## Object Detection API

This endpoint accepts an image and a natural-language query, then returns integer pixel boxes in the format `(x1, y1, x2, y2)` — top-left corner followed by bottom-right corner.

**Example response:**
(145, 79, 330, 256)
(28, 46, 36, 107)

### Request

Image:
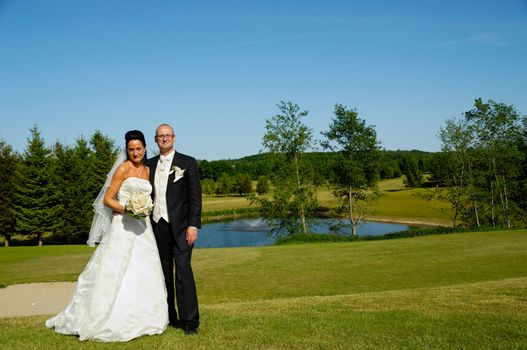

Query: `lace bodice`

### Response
(118, 178, 152, 205)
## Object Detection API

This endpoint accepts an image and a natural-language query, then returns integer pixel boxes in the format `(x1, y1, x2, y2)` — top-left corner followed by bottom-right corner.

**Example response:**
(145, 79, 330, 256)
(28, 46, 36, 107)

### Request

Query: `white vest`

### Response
(152, 150, 174, 223)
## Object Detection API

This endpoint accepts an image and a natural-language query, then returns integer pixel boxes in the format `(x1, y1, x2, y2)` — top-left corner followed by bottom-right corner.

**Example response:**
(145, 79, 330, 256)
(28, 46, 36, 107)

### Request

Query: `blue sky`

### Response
(1, 0, 526, 160)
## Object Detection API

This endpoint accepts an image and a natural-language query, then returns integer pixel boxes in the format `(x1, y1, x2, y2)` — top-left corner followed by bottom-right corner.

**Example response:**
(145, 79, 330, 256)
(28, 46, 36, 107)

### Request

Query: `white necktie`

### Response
(154, 156, 170, 223)
(159, 157, 168, 171)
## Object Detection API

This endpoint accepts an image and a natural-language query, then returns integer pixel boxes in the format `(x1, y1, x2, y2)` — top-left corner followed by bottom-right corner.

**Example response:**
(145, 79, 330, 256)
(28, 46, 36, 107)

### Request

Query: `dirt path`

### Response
(366, 215, 452, 227)
(0, 282, 76, 318)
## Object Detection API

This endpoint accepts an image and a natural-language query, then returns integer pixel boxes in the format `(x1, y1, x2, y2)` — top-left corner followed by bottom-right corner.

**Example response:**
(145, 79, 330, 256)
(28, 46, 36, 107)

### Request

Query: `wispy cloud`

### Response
(437, 33, 508, 47)
(180, 27, 356, 55)
(436, 25, 527, 48)
(178, 13, 394, 55)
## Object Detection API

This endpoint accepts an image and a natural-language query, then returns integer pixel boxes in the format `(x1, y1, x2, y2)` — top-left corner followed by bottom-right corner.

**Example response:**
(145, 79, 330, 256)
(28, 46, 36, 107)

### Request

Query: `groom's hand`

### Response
(186, 226, 198, 246)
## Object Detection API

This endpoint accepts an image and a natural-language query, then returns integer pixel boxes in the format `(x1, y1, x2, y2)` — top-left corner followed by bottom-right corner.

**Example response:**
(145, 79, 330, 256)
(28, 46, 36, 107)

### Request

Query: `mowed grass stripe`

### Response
(206, 277, 527, 316)
(194, 230, 527, 304)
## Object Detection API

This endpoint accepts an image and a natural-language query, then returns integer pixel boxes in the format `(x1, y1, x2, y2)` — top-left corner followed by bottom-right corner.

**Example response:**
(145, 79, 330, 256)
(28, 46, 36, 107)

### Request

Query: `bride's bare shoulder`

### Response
(113, 161, 132, 178)
(143, 165, 150, 178)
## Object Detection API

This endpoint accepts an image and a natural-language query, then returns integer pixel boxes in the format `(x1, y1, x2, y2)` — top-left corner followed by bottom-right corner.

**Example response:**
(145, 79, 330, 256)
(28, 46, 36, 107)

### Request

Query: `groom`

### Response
(148, 123, 202, 335)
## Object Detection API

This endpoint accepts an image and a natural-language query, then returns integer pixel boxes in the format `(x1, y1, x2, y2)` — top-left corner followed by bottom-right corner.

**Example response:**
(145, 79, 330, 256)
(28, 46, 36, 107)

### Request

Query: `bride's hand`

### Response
(112, 205, 125, 216)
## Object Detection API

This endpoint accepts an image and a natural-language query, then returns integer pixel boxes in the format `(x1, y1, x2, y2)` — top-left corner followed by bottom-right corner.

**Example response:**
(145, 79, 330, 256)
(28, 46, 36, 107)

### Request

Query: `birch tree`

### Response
(321, 104, 381, 236)
(253, 101, 318, 236)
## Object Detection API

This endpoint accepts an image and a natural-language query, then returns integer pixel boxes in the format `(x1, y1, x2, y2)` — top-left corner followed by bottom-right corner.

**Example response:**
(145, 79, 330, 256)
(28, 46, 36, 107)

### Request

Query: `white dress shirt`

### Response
(152, 150, 175, 223)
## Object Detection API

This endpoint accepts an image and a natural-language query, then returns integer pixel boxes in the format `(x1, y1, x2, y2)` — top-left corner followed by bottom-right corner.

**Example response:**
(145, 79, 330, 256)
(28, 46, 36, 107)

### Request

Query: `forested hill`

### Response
(197, 149, 436, 183)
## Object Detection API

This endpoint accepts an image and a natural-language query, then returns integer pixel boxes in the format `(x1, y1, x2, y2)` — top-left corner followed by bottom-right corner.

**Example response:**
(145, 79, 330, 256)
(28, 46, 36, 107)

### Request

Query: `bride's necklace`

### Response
(134, 165, 143, 177)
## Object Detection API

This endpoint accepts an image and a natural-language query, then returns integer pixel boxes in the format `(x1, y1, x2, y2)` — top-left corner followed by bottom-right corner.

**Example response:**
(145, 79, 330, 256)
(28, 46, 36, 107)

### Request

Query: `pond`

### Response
(195, 218, 410, 248)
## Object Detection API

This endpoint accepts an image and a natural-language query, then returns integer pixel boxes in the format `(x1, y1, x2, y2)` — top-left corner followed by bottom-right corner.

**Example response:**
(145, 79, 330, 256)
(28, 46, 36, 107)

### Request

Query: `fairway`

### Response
(0, 230, 526, 348)
(202, 177, 455, 227)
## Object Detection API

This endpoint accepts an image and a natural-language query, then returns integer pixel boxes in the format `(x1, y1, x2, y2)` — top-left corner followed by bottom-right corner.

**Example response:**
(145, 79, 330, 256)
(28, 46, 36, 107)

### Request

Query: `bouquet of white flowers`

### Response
(125, 192, 154, 219)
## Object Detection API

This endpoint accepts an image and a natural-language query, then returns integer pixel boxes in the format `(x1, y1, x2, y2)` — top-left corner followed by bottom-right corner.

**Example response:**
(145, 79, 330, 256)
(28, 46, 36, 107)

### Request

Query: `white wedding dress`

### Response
(46, 177, 168, 342)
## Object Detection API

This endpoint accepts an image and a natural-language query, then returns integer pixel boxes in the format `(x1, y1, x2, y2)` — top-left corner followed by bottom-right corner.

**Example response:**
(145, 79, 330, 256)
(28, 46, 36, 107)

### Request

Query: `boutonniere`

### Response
(169, 165, 186, 182)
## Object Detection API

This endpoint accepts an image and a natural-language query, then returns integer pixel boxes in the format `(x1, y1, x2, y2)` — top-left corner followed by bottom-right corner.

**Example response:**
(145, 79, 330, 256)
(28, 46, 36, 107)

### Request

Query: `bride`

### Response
(46, 130, 168, 342)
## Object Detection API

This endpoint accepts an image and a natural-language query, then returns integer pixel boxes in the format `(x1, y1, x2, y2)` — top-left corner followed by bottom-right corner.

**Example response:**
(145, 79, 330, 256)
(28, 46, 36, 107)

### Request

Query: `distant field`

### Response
(371, 177, 452, 225)
(204, 177, 454, 226)
(203, 194, 256, 212)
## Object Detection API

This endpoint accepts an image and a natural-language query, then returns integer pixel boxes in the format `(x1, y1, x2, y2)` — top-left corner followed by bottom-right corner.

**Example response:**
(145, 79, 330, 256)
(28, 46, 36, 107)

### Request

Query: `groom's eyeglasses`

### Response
(155, 134, 174, 140)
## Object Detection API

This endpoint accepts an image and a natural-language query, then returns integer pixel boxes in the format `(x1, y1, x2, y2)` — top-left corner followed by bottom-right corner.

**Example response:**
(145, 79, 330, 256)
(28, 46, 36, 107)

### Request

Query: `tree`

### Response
(465, 99, 524, 228)
(0, 140, 19, 247)
(432, 98, 526, 228)
(88, 131, 117, 198)
(50, 140, 93, 243)
(201, 178, 216, 195)
(321, 104, 381, 236)
(47, 142, 72, 242)
(12, 126, 63, 245)
(379, 161, 396, 179)
(252, 101, 319, 236)
(516, 114, 527, 219)
(435, 118, 478, 227)
(215, 172, 234, 196)
(78, 131, 118, 242)
(67, 138, 98, 242)
(234, 173, 253, 196)
(401, 157, 424, 188)
(255, 175, 270, 195)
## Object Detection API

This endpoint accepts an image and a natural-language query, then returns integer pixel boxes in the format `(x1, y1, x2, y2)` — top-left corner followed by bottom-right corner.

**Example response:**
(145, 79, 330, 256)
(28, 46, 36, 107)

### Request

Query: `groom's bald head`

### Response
(155, 124, 176, 155)
(156, 123, 174, 134)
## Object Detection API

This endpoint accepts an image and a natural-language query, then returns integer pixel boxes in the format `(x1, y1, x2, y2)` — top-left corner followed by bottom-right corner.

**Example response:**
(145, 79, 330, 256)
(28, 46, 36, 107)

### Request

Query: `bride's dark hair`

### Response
(124, 130, 147, 161)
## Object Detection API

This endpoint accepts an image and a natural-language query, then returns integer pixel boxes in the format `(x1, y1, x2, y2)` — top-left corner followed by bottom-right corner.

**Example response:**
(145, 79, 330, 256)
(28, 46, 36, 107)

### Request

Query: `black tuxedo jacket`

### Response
(147, 151, 202, 250)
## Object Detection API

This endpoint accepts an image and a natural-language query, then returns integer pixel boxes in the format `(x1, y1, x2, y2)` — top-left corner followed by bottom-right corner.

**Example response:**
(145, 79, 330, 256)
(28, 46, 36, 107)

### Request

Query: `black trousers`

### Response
(152, 218, 199, 328)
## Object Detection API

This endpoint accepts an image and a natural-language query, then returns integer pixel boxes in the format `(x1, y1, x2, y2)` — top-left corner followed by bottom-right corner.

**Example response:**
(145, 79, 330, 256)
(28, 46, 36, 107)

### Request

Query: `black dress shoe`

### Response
(169, 320, 182, 329)
(184, 327, 198, 336)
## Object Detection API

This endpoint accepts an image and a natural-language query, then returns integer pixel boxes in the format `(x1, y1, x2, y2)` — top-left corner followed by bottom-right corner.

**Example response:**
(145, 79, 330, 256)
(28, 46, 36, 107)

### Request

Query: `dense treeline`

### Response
(197, 149, 435, 195)
(1, 98, 525, 245)
(1, 127, 117, 246)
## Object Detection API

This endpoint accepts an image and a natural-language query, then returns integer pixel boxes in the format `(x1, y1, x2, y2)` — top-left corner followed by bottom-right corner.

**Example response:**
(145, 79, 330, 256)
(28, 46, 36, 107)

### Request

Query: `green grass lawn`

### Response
(1, 230, 526, 349)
